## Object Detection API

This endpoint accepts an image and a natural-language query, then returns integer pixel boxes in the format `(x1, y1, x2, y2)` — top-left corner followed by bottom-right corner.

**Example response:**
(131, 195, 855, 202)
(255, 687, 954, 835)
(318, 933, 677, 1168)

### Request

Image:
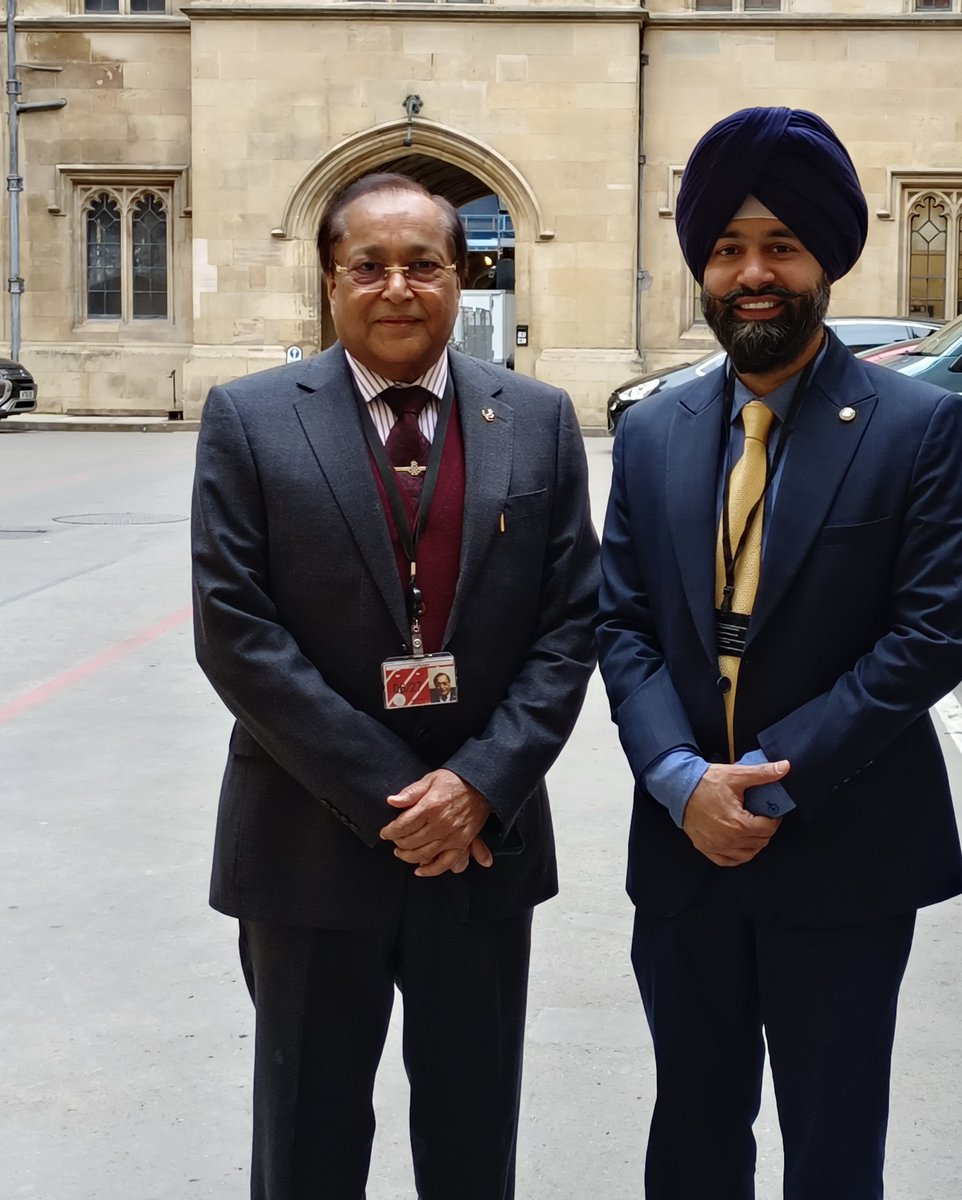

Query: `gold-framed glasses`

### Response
(333, 260, 458, 290)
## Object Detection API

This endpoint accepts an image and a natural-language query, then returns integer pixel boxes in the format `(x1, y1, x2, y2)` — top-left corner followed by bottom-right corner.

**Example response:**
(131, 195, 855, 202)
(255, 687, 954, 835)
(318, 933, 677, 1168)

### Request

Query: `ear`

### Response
(325, 272, 337, 309)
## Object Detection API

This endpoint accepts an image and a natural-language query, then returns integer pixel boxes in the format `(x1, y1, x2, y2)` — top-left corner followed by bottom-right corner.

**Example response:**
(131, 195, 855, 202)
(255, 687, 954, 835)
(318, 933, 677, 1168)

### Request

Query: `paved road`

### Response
(2, 428, 960, 1199)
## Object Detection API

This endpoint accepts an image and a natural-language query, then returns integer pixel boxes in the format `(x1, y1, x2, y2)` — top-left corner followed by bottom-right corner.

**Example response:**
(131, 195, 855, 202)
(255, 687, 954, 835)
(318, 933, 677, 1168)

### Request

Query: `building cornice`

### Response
(179, 4, 645, 21)
(16, 15, 189, 30)
(18, 9, 960, 37)
(647, 11, 962, 30)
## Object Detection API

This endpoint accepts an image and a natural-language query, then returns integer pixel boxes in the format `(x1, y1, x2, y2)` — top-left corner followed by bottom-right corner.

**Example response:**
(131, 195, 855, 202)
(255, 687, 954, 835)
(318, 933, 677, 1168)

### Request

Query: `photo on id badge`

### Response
(382, 653, 458, 709)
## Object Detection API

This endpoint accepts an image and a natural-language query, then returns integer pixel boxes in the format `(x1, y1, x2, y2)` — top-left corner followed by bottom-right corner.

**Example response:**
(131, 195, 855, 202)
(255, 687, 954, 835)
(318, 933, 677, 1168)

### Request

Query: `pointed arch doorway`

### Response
(271, 119, 553, 370)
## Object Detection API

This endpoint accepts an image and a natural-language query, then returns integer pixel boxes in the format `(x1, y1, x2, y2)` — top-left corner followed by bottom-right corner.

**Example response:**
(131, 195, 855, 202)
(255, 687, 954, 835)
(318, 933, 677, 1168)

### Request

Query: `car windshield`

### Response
(910, 312, 962, 356)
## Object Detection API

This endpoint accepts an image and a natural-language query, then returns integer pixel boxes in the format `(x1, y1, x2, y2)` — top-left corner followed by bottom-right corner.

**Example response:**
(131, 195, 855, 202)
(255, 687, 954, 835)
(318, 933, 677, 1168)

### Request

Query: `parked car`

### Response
(856, 338, 927, 367)
(606, 316, 941, 431)
(0, 358, 38, 418)
(874, 311, 962, 394)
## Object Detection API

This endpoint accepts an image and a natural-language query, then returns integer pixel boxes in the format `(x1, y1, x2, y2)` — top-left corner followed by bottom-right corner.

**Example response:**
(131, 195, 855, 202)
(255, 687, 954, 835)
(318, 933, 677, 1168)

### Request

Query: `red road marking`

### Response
(0, 604, 193, 725)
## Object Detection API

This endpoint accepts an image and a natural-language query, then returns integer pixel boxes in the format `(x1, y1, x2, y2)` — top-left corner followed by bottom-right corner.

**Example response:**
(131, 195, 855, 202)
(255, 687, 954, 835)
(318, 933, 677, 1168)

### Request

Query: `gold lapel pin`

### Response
(481, 408, 495, 423)
(838, 406, 857, 423)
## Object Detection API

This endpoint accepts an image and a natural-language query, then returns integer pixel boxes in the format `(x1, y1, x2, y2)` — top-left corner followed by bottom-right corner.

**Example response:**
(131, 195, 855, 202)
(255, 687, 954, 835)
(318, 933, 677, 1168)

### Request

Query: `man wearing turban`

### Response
(596, 107, 962, 1198)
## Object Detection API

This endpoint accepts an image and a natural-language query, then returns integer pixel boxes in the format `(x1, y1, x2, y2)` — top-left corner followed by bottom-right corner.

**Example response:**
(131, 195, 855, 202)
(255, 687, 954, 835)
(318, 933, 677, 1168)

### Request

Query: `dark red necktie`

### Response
(382, 386, 433, 501)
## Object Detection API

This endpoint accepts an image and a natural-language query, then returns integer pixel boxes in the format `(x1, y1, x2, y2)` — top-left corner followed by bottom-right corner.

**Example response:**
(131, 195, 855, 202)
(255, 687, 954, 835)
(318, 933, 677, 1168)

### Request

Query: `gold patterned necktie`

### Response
(716, 399, 775, 759)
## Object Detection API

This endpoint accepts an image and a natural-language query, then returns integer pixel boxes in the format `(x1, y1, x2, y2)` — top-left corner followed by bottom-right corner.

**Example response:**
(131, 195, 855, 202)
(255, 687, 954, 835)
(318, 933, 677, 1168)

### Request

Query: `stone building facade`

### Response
(3, 0, 961, 425)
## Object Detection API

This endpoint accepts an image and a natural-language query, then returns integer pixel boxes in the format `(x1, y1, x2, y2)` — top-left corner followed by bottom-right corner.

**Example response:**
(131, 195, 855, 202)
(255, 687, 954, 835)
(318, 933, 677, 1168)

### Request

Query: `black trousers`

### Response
(239, 883, 533, 1200)
(631, 870, 916, 1200)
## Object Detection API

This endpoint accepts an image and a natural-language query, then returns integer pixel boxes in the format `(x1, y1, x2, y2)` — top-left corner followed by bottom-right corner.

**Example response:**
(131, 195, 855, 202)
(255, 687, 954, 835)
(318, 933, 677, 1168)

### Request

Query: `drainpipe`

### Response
(5, 0, 66, 361)
(6, 0, 23, 359)
(635, 47, 652, 361)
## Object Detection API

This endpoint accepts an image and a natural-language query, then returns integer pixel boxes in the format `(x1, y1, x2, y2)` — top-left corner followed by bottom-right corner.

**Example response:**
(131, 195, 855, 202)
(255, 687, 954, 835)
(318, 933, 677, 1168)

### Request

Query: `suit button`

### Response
(716, 675, 732, 694)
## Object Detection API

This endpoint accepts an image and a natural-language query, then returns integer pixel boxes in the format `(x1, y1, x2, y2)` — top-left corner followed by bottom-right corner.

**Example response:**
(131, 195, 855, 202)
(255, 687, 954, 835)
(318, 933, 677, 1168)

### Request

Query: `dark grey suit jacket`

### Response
(192, 345, 599, 929)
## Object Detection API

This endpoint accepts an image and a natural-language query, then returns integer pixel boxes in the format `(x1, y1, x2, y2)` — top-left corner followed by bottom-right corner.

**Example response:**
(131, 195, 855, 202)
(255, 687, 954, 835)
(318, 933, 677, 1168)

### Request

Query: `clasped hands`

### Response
(380, 768, 493, 878)
(683, 759, 791, 867)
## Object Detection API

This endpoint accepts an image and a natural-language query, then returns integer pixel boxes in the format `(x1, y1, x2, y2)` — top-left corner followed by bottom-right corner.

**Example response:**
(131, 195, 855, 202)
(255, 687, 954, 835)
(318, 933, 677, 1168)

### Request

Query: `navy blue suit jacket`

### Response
(597, 331, 962, 926)
(192, 346, 599, 929)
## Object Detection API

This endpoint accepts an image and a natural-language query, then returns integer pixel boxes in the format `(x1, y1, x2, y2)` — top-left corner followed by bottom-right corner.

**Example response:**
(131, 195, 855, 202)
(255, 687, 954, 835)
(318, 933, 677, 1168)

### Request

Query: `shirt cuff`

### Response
(739, 748, 796, 817)
(643, 748, 709, 828)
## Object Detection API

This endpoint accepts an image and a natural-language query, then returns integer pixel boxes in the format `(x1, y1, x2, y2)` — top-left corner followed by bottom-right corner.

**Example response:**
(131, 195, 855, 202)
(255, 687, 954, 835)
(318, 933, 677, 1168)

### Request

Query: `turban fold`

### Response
(674, 107, 869, 285)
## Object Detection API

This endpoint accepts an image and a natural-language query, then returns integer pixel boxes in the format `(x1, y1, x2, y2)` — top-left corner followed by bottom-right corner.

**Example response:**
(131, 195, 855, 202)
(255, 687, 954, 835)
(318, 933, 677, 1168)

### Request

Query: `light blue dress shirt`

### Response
(644, 340, 829, 826)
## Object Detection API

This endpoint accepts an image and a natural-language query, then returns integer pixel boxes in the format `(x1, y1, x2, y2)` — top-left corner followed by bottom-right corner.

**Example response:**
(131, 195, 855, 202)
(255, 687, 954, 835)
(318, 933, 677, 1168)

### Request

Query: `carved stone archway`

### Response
(271, 117, 553, 249)
(273, 118, 549, 354)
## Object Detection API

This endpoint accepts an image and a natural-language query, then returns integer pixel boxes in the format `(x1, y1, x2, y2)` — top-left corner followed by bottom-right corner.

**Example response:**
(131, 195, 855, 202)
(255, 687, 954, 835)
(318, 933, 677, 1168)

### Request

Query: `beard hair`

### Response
(701, 275, 831, 375)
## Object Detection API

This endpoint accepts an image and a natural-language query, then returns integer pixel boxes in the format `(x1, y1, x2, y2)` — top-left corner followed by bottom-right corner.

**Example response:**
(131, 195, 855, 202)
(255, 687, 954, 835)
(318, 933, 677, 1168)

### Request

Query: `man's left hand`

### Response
(380, 769, 493, 877)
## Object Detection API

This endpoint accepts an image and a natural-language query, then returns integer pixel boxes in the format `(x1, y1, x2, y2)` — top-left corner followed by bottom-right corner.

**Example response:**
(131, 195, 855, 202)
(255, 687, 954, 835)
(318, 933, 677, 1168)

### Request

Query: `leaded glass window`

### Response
(81, 188, 170, 324)
(132, 195, 168, 319)
(905, 189, 962, 320)
(908, 195, 948, 320)
(84, 0, 166, 10)
(87, 195, 122, 318)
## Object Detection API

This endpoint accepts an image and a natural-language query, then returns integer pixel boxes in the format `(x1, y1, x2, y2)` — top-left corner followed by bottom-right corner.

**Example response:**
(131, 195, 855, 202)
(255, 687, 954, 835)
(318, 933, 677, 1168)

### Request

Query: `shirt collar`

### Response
(344, 349, 449, 404)
(730, 332, 830, 426)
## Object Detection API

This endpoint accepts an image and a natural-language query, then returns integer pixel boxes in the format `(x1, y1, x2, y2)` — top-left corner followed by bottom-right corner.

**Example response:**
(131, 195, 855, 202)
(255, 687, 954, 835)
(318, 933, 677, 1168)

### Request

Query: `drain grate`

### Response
(53, 513, 188, 526)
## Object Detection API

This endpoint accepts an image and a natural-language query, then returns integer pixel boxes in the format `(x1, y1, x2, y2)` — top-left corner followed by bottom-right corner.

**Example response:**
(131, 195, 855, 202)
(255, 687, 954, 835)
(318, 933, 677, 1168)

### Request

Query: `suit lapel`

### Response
(291, 347, 409, 642)
(747, 337, 878, 645)
(666, 373, 727, 669)
(443, 353, 512, 642)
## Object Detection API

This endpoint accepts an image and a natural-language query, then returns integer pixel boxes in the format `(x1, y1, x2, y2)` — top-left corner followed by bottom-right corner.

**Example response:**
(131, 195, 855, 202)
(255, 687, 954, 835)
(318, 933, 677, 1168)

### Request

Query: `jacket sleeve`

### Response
(191, 384, 430, 847)
(758, 389, 962, 817)
(442, 390, 600, 831)
(595, 414, 701, 783)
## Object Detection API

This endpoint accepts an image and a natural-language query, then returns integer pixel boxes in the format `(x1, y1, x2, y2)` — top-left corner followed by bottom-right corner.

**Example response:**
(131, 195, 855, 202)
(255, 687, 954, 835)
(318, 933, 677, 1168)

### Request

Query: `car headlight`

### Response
(618, 378, 662, 403)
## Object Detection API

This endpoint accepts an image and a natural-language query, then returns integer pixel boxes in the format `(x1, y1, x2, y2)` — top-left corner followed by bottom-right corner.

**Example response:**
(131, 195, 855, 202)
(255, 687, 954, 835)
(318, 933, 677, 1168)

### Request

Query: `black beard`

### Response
(701, 276, 831, 375)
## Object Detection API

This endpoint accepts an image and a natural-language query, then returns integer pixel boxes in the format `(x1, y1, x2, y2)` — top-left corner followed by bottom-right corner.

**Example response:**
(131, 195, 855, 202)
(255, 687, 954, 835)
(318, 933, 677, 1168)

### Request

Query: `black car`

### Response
(606, 316, 941, 431)
(876, 311, 962, 394)
(0, 358, 38, 418)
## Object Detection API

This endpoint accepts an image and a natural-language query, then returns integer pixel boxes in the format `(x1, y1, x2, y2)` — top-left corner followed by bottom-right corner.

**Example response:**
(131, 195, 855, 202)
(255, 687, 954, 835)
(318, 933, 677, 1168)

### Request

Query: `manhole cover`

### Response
(53, 513, 187, 526)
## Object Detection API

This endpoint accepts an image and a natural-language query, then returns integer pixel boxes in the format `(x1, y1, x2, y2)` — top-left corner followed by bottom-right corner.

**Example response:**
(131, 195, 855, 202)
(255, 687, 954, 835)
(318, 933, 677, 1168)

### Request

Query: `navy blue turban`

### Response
(675, 107, 869, 285)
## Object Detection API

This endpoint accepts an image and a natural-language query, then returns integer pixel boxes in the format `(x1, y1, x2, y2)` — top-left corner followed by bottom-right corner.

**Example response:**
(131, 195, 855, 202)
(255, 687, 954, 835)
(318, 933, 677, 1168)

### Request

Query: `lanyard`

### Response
(358, 378, 454, 649)
(718, 357, 814, 614)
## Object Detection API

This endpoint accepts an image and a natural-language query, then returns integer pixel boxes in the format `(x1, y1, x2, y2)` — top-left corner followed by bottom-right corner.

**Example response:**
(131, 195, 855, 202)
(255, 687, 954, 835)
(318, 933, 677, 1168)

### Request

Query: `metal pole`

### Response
(6, 0, 23, 360)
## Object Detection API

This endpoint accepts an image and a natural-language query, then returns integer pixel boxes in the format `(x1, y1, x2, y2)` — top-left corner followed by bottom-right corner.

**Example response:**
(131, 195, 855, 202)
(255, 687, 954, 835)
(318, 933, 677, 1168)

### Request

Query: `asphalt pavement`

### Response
(2, 427, 960, 1199)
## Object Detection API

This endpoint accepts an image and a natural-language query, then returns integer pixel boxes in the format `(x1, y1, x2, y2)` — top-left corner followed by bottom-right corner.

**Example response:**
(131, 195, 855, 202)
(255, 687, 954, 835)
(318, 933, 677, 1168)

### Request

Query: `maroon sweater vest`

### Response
(370, 398, 465, 654)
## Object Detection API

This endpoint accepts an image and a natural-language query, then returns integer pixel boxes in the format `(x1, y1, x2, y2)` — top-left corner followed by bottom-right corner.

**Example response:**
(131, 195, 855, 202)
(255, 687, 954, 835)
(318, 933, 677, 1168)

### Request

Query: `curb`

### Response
(2, 415, 199, 433)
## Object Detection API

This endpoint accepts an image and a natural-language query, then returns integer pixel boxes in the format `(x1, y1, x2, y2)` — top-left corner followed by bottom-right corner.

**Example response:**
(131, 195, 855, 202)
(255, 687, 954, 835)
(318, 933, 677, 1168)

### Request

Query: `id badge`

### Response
(716, 609, 750, 658)
(381, 653, 458, 710)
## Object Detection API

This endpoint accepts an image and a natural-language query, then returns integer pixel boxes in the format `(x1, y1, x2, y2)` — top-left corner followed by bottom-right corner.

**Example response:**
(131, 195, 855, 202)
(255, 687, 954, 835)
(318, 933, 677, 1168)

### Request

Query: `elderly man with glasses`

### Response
(191, 172, 599, 1200)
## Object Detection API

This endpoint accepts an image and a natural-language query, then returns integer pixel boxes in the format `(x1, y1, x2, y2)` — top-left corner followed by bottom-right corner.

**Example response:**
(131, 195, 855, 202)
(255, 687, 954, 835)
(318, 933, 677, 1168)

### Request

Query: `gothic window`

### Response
(905, 190, 962, 319)
(82, 188, 170, 323)
(694, 0, 781, 10)
(132, 195, 168, 319)
(87, 195, 122, 318)
(84, 0, 167, 11)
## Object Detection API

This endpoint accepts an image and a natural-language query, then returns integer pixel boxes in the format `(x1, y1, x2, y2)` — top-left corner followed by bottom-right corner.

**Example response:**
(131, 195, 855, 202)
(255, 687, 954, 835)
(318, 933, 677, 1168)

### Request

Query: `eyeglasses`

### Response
(333, 260, 458, 290)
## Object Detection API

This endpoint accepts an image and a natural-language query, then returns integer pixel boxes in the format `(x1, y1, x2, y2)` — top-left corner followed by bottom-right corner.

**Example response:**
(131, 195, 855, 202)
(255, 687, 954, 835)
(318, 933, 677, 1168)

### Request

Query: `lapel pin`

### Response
(481, 408, 495, 423)
(838, 406, 857, 423)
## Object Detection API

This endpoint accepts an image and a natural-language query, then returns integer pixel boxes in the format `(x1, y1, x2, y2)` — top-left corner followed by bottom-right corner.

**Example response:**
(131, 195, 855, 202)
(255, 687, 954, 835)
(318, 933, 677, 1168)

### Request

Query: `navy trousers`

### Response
(239, 882, 532, 1200)
(631, 869, 916, 1200)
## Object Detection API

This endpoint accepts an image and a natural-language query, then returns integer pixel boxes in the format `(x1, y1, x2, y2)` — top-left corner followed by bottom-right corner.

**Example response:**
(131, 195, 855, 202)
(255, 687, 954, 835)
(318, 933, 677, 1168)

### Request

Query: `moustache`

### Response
(720, 285, 804, 305)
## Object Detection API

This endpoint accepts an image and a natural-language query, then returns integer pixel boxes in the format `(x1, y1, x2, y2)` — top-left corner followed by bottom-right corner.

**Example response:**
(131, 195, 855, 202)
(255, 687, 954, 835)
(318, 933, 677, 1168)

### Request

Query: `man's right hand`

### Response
(682, 760, 790, 867)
